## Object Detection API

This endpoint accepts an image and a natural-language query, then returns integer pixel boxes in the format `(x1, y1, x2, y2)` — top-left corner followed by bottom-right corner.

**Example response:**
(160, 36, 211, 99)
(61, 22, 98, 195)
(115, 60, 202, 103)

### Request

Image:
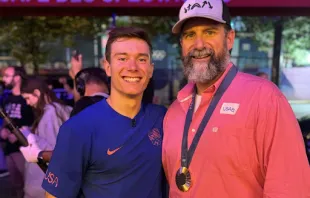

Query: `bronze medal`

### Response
(175, 167, 192, 192)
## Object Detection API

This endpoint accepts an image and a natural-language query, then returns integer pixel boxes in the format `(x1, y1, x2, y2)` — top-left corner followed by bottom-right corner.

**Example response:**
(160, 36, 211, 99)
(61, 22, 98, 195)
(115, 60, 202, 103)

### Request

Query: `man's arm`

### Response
(256, 85, 309, 198)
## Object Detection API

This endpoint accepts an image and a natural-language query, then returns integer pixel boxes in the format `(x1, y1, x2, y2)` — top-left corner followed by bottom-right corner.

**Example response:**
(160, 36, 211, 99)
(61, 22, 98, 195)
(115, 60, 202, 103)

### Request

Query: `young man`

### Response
(42, 27, 167, 198)
(162, 0, 310, 197)
(0, 66, 34, 198)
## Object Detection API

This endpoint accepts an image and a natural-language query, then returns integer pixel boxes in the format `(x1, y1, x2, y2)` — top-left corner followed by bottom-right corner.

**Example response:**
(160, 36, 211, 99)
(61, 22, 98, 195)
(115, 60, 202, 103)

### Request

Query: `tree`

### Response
(235, 16, 310, 66)
(114, 16, 178, 43)
(0, 16, 107, 74)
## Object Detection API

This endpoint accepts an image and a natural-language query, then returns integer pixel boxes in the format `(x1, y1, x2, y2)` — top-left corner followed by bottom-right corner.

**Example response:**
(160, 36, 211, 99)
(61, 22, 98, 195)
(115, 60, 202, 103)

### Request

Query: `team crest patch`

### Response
(148, 128, 162, 146)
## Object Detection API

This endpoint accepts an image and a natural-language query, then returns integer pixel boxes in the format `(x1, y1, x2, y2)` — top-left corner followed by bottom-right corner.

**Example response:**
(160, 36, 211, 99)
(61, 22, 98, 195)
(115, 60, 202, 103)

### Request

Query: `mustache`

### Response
(182, 47, 214, 63)
(189, 48, 214, 58)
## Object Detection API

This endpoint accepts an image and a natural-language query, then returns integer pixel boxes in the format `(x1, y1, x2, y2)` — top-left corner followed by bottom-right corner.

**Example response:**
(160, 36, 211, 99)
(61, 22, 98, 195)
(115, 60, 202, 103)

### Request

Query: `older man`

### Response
(162, 0, 310, 197)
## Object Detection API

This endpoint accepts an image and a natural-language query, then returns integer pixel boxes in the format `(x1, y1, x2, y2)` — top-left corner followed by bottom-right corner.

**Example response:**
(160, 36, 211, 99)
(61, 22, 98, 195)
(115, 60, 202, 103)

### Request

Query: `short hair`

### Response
(105, 27, 153, 63)
(74, 67, 109, 96)
(75, 67, 108, 86)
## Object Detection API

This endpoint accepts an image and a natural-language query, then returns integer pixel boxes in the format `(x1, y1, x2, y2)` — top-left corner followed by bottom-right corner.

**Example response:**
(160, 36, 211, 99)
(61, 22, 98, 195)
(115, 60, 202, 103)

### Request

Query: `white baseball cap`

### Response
(172, 0, 231, 34)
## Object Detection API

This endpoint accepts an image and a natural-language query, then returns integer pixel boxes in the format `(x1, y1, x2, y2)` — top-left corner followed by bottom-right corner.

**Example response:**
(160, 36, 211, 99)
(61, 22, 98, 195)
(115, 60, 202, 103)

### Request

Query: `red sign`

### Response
(0, 0, 309, 7)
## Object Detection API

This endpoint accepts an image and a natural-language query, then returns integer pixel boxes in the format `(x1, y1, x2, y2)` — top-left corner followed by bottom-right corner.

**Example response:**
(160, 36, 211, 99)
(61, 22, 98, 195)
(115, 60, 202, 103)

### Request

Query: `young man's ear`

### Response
(103, 58, 111, 77)
(100, 57, 105, 70)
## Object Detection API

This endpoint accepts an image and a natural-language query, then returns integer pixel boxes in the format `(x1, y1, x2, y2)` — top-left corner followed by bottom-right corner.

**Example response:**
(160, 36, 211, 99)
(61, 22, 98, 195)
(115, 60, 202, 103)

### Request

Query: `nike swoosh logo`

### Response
(107, 146, 122, 155)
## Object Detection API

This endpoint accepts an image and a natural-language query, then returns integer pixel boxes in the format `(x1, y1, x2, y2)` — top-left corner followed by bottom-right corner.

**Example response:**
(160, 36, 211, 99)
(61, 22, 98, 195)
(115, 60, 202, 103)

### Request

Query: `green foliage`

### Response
(115, 16, 179, 44)
(235, 16, 310, 66)
(0, 16, 107, 73)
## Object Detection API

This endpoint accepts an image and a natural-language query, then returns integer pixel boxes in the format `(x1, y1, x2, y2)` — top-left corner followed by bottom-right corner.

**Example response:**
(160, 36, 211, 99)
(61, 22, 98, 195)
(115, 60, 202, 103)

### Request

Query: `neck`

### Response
(107, 91, 142, 119)
(196, 71, 225, 95)
(12, 85, 21, 96)
(85, 84, 108, 97)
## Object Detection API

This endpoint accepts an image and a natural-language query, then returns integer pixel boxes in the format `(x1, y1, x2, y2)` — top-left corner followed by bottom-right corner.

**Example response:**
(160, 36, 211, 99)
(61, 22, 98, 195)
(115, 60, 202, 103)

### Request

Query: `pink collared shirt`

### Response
(163, 63, 310, 198)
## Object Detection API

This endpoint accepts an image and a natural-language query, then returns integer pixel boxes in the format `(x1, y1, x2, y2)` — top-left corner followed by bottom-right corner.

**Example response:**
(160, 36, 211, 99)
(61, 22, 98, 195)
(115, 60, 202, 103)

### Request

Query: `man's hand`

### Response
(69, 54, 82, 79)
(45, 191, 56, 198)
(19, 133, 42, 163)
(0, 128, 10, 140)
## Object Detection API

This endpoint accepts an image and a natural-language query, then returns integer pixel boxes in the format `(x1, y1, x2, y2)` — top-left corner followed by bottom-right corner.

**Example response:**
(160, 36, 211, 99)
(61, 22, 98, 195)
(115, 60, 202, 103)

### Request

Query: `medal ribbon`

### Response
(181, 66, 238, 168)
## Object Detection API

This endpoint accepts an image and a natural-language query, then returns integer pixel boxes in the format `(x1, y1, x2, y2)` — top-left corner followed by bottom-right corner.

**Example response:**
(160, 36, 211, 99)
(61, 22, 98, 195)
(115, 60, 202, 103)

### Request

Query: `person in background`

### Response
(19, 66, 110, 164)
(162, 0, 309, 197)
(0, 66, 34, 198)
(70, 67, 109, 117)
(18, 77, 72, 198)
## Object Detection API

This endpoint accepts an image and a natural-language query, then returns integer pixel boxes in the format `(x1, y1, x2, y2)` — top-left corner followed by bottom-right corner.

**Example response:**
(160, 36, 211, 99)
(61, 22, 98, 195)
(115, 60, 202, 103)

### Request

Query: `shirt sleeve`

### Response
(42, 121, 92, 198)
(255, 85, 310, 198)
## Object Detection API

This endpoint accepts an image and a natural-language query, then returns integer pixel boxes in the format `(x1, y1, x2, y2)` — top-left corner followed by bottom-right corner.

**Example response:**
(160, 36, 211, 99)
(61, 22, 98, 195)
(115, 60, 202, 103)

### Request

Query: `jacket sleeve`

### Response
(35, 106, 67, 151)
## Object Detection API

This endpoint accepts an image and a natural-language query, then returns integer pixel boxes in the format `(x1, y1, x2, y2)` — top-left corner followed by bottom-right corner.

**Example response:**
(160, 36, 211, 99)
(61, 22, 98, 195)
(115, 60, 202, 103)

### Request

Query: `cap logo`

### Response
(184, 1, 213, 14)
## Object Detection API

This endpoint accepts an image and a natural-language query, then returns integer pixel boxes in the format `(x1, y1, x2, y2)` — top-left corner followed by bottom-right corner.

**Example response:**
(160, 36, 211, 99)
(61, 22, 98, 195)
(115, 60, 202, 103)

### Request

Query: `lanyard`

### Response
(181, 65, 238, 168)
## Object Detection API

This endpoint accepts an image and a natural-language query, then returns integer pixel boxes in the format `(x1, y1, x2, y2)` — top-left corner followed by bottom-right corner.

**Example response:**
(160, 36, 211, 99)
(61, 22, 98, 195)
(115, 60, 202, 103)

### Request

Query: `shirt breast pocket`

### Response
(205, 126, 256, 175)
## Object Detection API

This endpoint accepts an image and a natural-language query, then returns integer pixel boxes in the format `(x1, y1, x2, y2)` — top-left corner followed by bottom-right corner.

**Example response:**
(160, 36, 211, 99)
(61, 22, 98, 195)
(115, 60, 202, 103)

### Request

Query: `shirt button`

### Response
(212, 127, 218, 132)
(191, 129, 196, 133)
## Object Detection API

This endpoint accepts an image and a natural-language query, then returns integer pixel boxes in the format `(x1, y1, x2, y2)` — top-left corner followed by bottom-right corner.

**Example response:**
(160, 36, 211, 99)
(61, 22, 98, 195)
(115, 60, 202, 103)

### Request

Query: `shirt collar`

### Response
(90, 92, 109, 98)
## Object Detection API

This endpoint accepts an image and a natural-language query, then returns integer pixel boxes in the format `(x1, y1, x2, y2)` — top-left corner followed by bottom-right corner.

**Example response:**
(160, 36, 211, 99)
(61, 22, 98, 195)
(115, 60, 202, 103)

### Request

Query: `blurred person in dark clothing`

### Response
(299, 117, 310, 164)
(70, 67, 109, 117)
(0, 66, 34, 198)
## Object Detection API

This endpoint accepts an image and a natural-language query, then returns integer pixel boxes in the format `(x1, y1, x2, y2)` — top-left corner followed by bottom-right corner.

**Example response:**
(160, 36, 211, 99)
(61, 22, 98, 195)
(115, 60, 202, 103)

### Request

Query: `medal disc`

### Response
(175, 167, 192, 192)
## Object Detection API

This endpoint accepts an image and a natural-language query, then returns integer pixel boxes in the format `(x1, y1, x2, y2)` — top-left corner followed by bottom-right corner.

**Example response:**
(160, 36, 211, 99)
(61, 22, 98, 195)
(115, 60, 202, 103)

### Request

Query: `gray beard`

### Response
(182, 45, 230, 83)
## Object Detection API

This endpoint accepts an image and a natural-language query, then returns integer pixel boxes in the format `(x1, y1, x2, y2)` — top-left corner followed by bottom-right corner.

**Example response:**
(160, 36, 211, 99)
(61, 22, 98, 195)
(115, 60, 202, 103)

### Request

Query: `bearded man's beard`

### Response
(182, 42, 230, 83)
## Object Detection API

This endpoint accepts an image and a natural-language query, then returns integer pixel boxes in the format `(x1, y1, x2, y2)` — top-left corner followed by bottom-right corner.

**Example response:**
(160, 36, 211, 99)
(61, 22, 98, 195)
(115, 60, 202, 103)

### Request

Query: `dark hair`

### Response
(21, 77, 65, 132)
(8, 66, 27, 83)
(74, 67, 109, 96)
(105, 27, 153, 63)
